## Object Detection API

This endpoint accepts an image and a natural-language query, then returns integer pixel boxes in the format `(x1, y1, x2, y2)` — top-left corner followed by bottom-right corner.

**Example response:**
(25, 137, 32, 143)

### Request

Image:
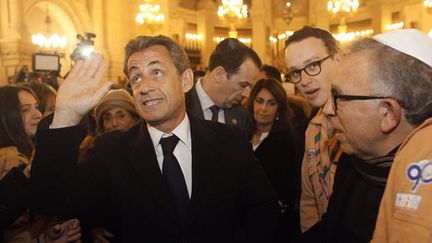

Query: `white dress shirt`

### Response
(147, 114, 192, 198)
(252, 132, 269, 151)
(195, 78, 225, 123)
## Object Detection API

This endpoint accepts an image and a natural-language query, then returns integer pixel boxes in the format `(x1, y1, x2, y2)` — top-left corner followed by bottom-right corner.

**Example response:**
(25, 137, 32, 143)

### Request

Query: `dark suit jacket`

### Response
(186, 85, 251, 132)
(30, 115, 278, 243)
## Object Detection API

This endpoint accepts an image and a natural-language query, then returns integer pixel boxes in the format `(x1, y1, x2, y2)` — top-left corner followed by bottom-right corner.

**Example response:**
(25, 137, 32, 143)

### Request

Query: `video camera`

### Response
(70, 32, 96, 61)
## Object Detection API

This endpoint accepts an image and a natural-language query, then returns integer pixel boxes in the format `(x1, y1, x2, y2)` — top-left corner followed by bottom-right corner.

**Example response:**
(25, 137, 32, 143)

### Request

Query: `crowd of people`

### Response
(0, 26, 431, 243)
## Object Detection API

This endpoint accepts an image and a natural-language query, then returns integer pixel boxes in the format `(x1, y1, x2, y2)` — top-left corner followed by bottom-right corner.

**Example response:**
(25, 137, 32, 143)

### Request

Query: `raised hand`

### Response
(51, 54, 112, 128)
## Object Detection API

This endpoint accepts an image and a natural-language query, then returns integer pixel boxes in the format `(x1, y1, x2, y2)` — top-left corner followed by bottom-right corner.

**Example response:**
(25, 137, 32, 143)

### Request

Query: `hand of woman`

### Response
(40, 218, 82, 243)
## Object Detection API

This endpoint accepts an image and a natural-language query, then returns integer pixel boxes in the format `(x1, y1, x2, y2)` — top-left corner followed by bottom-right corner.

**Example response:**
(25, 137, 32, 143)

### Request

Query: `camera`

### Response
(70, 32, 96, 61)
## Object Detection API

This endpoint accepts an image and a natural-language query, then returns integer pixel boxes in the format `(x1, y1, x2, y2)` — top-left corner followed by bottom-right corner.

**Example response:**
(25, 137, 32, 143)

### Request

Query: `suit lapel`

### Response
(224, 108, 240, 127)
(128, 123, 178, 224)
(188, 117, 217, 225)
(128, 118, 219, 229)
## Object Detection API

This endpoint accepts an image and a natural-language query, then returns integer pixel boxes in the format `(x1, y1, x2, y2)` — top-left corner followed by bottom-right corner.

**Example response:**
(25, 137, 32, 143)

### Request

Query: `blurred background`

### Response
(1, 0, 431, 88)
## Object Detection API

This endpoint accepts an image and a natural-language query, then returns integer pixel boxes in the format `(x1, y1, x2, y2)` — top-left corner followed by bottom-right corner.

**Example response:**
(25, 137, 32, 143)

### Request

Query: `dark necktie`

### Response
(160, 135, 190, 228)
(209, 105, 220, 122)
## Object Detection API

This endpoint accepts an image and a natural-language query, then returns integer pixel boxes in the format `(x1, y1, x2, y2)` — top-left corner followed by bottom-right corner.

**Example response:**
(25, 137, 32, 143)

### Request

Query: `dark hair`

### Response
(209, 38, 262, 78)
(260, 65, 282, 82)
(123, 35, 190, 77)
(0, 86, 39, 159)
(247, 78, 293, 136)
(348, 38, 432, 125)
(285, 26, 340, 56)
(193, 70, 206, 83)
(22, 81, 56, 115)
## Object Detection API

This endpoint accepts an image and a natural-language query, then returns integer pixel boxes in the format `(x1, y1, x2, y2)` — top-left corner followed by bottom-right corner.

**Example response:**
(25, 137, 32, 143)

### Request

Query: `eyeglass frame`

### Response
(286, 55, 333, 84)
(330, 87, 399, 111)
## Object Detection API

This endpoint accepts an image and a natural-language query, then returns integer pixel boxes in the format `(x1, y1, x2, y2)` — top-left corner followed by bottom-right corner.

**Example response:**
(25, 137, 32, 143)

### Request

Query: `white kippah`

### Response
(373, 29, 432, 68)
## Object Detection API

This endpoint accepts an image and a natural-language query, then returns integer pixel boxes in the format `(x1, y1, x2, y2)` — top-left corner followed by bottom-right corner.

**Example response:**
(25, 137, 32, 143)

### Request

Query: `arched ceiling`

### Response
(24, 1, 77, 51)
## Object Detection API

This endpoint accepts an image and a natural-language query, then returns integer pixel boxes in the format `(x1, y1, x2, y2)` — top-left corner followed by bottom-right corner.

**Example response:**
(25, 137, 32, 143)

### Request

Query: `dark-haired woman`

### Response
(0, 85, 81, 242)
(248, 79, 302, 242)
(23, 81, 57, 117)
(0, 86, 41, 180)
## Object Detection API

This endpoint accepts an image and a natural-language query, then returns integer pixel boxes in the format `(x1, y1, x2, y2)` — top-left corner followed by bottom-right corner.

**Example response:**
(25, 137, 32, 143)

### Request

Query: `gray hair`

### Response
(347, 38, 432, 125)
(123, 35, 190, 77)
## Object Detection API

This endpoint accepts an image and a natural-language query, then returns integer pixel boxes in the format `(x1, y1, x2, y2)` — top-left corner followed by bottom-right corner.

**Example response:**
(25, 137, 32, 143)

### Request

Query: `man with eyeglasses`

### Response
(284, 26, 343, 232)
(369, 30, 432, 243)
(302, 29, 432, 242)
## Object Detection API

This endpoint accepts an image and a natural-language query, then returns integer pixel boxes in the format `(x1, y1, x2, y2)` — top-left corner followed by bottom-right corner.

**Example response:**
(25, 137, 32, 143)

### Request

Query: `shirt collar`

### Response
(310, 108, 336, 137)
(195, 78, 216, 110)
(147, 114, 191, 148)
(310, 108, 325, 126)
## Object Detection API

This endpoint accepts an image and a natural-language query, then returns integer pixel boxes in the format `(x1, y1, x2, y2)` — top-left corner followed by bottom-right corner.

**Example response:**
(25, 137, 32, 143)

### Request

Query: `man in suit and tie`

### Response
(30, 35, 278, 242)
(186, 38, 261, 132)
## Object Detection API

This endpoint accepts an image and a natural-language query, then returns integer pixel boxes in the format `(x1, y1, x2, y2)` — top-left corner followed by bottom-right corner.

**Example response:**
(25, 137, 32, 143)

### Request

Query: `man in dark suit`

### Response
(186, 38, 261, 132)
(30, 35, 278, 242)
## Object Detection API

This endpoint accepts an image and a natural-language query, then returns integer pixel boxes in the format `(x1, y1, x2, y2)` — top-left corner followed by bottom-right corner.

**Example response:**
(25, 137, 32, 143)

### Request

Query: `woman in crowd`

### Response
(253, 64, 308, 158)
(79, 89, 140, 159)
(0, 85, 81, 242)
(23, 81, 57, 117)
(247, 78, 302, 243)
(94, 89, 140, 134)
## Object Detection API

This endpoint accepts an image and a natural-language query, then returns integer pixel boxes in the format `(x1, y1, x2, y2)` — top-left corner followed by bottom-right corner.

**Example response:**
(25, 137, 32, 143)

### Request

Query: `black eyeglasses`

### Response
(331, 87, 396, 111)
(286, 55, 332, 84)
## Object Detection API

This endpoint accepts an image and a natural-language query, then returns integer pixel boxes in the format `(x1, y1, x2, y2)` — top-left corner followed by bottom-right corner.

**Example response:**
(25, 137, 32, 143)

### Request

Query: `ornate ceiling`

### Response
(179, 0, 253, 10)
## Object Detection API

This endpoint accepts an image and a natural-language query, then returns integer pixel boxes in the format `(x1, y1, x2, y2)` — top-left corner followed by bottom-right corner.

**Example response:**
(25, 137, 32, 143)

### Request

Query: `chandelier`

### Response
(217, 0, 248, 20)
(328, 0, 359, 14)
(281, 1, 306, 27)
(31, 4, 67, 51)
(282, 1, 295, 26)
(327, 0, 360, 33)
(217, 0, 248, 38)
(135, 0, 165, 34)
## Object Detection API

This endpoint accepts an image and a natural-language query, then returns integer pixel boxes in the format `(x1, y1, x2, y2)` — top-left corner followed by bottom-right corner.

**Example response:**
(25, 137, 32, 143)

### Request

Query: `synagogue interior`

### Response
(1, 0, 431, 87)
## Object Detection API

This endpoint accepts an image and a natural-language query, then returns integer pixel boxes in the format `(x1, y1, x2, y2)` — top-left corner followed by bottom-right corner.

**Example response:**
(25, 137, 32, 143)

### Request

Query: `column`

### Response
(103, 0, 131, 80)
(309, 0, 330, 30)
(250, 0, 270, 64)
(0, 0, 34, 85)
(370, 0, 391, 34)
(197, 0, 217, 68)
(90, 0, 113, 79)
